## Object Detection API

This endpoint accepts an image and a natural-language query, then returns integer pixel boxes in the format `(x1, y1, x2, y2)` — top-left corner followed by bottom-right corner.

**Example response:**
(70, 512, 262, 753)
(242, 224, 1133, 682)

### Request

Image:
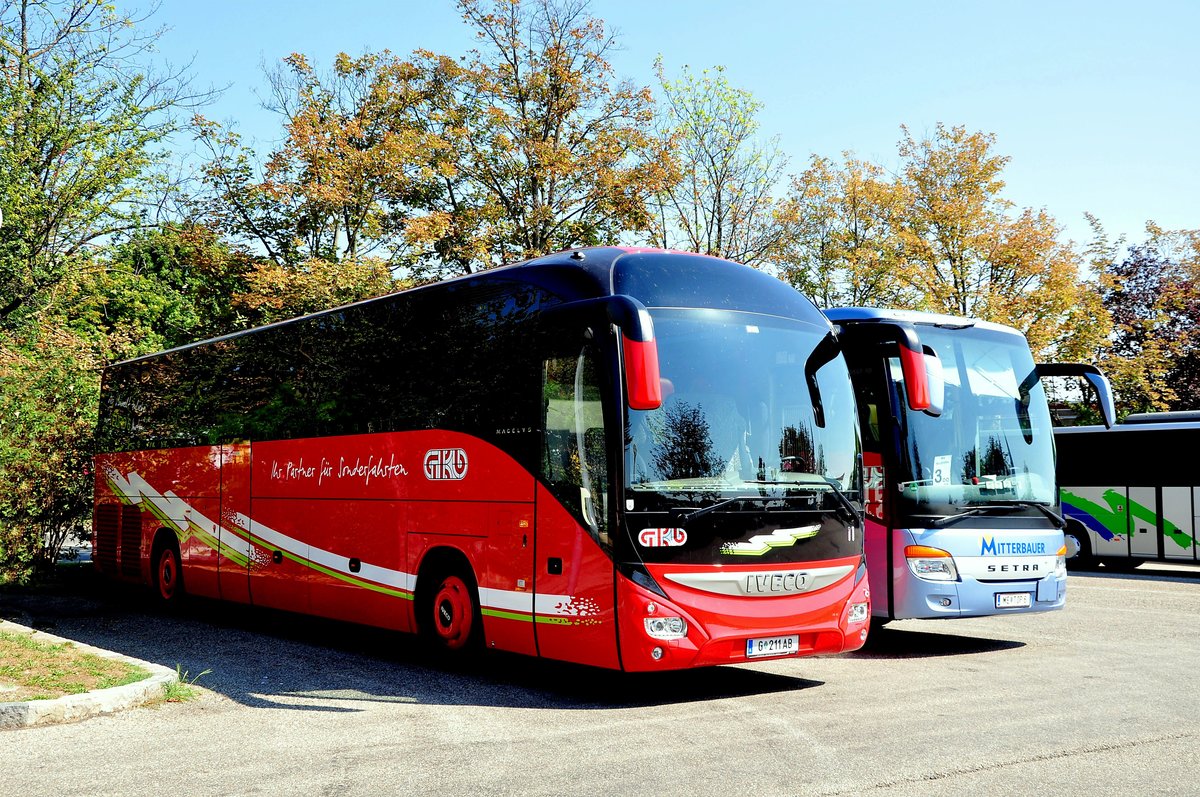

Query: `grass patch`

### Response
(162, 664, 212, 703)
(0, 629, 149, 703)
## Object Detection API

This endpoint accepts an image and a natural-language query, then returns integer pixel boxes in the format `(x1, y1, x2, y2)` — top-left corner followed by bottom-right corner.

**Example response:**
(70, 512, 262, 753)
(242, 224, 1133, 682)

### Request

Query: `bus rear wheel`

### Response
(152, 537, 184, 604)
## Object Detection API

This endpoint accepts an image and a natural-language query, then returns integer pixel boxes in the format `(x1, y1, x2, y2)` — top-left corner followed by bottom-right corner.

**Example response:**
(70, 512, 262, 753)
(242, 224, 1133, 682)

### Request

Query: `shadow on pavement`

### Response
(850, 624, 1026, 659)
(0, 566, 821, 713)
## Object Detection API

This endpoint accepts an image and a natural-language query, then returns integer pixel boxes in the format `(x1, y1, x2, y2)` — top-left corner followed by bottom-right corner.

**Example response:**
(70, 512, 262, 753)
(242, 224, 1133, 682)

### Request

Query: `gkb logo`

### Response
(424, 448, 468, 480)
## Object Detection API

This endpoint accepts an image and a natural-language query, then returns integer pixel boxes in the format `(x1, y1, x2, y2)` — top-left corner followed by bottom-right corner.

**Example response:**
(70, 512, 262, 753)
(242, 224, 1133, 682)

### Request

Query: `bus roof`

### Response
(106, 247, 822, 369)
(824, 307, 1023, 337)
(1121, 410, 1200, 425)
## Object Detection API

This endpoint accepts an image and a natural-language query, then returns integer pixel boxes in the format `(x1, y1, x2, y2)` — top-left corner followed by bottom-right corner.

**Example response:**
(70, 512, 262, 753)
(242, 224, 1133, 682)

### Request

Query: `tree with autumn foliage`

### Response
(778, 153, 913, 308)
(1091, 222, 1200, 413)
(405, 0, 673, 273)
(890, 124, 1103, 358)
(780, 124, 1105, 360)
(644, 60, 786, 266)
(195, 0, 671, 282)
(191, 51, 430, 319)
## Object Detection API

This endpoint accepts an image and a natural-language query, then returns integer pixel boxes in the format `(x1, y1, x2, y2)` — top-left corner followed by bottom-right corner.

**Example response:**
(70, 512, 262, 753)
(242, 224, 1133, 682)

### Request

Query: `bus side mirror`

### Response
(923, 345, 944, 418)
(835, 321, 931, 412)
(543, 294, 662, 411)
(621, 333, 662, 411)
(603, 295, 662, 411)
(1035, 363, 1116, 429)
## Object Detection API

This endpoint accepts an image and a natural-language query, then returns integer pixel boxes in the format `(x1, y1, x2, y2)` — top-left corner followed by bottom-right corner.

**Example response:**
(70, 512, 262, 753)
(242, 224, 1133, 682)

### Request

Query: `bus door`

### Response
(217, 442, 251, 603)
(534, 332, 620, 668)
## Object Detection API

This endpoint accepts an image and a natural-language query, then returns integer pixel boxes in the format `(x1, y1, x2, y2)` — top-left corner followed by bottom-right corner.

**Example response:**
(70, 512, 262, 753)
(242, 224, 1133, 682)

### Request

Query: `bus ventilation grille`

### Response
(93, 504, 120, 574)
(120, 509, 142, 577)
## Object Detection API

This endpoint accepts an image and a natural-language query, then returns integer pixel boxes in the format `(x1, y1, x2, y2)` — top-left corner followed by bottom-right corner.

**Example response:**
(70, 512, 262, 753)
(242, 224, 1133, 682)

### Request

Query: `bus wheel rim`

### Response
(159, 550, 178, 600)
(433, 576, 473, 649)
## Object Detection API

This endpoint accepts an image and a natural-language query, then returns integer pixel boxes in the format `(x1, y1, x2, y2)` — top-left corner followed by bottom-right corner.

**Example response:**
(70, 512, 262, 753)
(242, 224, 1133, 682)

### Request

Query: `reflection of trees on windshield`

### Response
(647, 400, 720, 480)
(960, 436, 1014, 482)
(779, 424, 826, 475)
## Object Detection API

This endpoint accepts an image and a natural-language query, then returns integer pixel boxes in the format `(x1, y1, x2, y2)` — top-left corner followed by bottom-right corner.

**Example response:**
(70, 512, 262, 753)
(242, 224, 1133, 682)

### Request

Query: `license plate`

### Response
(995, 592, 1032, 609)
(746, 634, 800, 658)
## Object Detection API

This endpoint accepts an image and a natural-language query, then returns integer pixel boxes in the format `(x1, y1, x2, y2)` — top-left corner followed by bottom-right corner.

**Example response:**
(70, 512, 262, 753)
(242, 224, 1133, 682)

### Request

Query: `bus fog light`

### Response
(651, 646, 664, 660)
(847, 602, 869, 624)
(644, 616, 687, 640)
(904, 545, 958, 582)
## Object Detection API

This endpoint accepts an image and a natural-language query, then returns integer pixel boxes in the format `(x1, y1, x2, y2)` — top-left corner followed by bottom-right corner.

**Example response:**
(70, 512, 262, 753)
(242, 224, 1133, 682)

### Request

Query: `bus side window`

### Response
(542, 346, 610, 547)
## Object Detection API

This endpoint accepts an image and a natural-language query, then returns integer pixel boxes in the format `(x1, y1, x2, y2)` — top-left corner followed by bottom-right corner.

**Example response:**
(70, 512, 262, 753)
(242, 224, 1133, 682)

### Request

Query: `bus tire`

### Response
(151, 532, 185, 605)
(1064, 521, 1097, 571)
(417, 555, 482, 655)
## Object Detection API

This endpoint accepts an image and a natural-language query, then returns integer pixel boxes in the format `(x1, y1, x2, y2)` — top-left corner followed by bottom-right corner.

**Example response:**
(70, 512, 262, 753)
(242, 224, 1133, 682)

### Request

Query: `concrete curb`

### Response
(0, 619, 177, 730)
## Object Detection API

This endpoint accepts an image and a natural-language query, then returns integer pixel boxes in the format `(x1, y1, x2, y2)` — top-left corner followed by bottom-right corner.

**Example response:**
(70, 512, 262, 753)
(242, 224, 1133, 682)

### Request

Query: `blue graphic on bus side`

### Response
(1060, 491, 1122, 541)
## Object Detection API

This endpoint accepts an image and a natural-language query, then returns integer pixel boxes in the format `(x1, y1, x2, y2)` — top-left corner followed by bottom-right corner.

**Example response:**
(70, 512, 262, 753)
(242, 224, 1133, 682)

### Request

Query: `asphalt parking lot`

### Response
(4, 563, 1198, 797)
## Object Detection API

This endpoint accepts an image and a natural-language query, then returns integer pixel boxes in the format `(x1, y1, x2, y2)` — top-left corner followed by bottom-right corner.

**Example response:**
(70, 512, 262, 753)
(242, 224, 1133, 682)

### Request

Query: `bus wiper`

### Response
(744, 479, 860, 526)
(674, 483, 858, 526)
(930, 507, 990, 527)
(674, 496, 752, 524)
(983, 500, 1066, 528)
(931, 501, 1065, 528)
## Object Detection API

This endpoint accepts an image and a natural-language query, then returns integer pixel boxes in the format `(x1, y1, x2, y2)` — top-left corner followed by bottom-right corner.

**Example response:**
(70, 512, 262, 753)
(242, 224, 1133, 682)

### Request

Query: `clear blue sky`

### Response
(152, 0, 1199, 248)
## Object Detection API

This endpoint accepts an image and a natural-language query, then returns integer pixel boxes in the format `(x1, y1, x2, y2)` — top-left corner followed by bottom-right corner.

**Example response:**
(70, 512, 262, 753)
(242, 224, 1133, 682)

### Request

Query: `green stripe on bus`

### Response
(481, 608, 534, 623)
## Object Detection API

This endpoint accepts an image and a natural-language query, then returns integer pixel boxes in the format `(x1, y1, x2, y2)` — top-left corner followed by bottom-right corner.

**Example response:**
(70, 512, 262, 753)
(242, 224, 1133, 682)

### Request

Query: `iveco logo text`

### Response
(424, 448, 468, 480)
(980, 537, 1046, 556)
(744, 572, 809, 595)
(637, 528, 688, 548)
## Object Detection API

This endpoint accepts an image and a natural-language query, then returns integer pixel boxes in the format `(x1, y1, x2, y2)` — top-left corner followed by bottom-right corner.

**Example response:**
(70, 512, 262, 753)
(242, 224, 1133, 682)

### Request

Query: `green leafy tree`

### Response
(0, 0, 206, 327)
(0, 324, 98, 583)
(66, 223, 254, 359)
(645, 60, 786, 266)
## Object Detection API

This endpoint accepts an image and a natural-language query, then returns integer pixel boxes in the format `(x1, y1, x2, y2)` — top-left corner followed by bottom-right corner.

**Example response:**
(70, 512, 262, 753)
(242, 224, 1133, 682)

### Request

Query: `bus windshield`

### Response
(626, 309, 860, 508)
(892, 325, 1055, 516)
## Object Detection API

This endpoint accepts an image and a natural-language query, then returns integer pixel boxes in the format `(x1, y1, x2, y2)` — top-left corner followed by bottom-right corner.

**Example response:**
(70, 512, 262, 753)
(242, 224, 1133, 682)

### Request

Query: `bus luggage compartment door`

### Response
(1129, 487, 1159, 559)
(1162, 487, 1196, 560)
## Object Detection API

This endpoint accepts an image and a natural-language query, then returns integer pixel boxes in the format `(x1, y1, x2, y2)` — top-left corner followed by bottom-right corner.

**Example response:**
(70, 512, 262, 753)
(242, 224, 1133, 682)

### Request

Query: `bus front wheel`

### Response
(419, 563, 483, 655)
(1064, 522, 1098, 571)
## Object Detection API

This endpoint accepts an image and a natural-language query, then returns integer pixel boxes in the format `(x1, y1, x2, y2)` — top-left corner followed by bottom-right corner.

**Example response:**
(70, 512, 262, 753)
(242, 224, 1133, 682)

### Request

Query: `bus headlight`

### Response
(644, 616, 688, 640)
(847, 602, 869, 624)
(904, 545, 958, 582)
(1055, 544, 1067, 577)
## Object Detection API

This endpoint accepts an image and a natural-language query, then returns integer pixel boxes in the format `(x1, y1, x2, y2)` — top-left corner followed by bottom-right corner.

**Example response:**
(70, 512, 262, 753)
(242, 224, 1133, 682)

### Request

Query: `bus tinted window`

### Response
(96, 278, 548, 459)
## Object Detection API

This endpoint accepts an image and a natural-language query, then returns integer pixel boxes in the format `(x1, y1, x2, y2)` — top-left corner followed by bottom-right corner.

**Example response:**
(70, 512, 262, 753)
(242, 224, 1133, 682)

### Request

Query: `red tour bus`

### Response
(92, 247, 927, 671)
